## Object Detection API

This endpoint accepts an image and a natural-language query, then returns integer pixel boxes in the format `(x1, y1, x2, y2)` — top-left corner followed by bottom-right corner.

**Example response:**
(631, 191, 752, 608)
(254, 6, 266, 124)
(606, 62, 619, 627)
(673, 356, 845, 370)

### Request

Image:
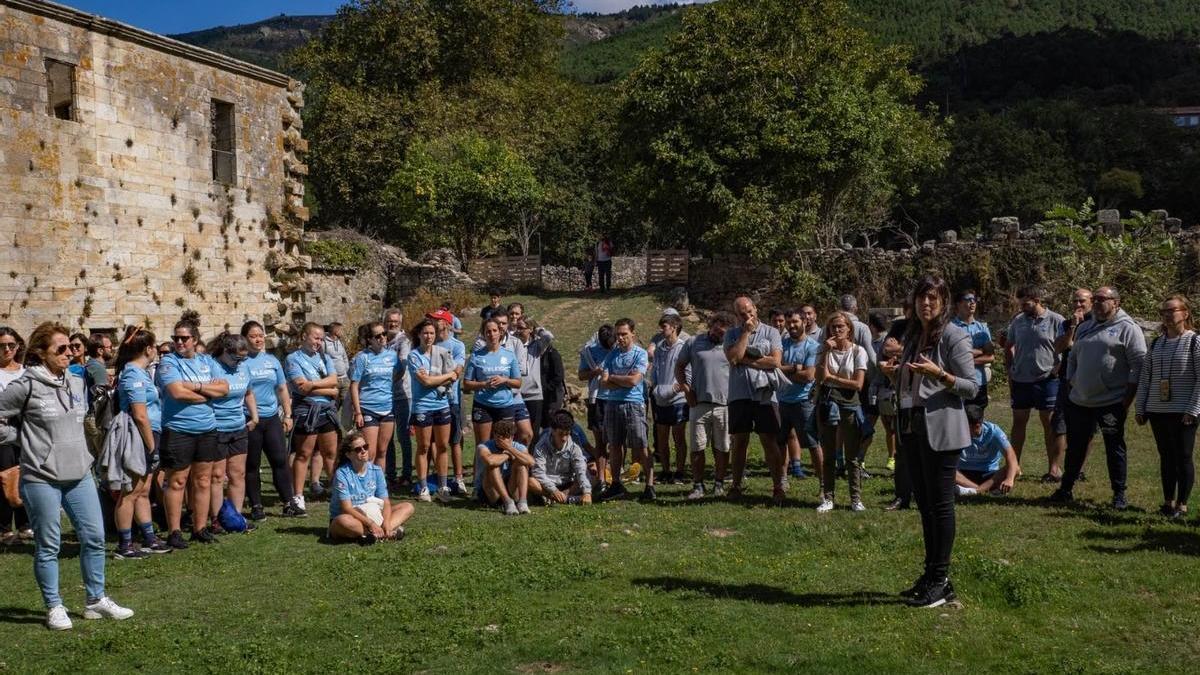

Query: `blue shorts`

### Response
(778, 400, 818, 449)
(449, 402, 463, 445)
(652, 402, 689, 426)
(1010, 378, 1059, 411)
(360, 410, 395, 428)
(410, 408, 452, 428)
(512, 401, 531, 422)
(472, 402, 516, 424)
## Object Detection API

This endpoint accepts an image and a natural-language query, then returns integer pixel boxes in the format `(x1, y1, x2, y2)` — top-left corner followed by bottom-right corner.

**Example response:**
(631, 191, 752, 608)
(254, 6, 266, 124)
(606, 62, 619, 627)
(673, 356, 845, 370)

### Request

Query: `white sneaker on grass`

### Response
(436, 486, 453, 503)
(46, 605, 72, 631)
(686, 485, 706, 500)
(452, 477, 469, 495)
(83, 596, 133, 621)
(417, 487, 432, 503)
(956, 485, 978, 497)
(503, 499, 519, 516)
(816, 498, 834, 513)
(850, 500, 867, 512)
(516, 500, 530, 514)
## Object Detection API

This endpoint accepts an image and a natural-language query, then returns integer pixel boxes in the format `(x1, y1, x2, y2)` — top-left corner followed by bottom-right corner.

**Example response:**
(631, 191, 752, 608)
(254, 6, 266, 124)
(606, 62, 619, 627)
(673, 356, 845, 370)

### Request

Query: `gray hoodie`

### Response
(0, 365, 92, 483)
(1067, 309, 1147, 408)
(531, 432, 591, 495)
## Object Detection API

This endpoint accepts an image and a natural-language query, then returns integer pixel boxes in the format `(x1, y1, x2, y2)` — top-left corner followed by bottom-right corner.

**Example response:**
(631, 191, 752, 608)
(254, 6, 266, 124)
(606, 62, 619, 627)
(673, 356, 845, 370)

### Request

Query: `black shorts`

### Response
(160, 429, 220, 469)
(293, 402, 339, 436)
(217, 429, 248, 458)
(728, 400, 780, 435)
(652, 402, 689, 426)
(410, 408, 452, 428)
(959, 469, 996, 485)
(967, 385, 989, 410)
(361, 410, 395, 427)
(472, 402, 516, 424)
(586, 401, 605, 431)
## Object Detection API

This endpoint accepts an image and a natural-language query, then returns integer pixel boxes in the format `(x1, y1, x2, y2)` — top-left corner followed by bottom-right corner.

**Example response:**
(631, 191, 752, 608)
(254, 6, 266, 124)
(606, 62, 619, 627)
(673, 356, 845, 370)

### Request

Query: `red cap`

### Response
(426, 309, 454, 324)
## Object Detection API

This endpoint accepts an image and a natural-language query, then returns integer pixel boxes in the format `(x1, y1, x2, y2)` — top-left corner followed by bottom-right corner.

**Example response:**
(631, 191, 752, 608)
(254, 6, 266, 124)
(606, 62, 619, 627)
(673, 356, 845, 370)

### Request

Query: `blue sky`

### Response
(56, 1, 708, 35)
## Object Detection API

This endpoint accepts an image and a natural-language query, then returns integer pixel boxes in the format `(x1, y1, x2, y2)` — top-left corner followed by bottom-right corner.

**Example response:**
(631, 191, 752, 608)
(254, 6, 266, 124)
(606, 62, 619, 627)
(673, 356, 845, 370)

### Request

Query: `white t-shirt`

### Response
(822, 345, 867, 404)
(0, 366, 24, 390)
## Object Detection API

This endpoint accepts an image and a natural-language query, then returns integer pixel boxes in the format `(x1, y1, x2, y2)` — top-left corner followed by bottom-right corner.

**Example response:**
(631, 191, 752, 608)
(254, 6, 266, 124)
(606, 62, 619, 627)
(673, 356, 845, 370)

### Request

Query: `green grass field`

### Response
(2, 291, 1198, 673)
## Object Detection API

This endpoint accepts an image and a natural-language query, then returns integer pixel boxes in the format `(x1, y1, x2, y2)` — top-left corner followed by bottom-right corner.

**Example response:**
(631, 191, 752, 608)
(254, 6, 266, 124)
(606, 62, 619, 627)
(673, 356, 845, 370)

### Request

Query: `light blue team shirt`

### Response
(118, 363, 161, 432)
(601, 345, 649, 404)
(156, 352, 220, 434)
(244, 351, 287, 419)
(350, 349, 399, 415)
(472, 438, 528, 493)
(579, 343, 611, 403)
(211, 359, 253, 433)
(778, 336, 819, 404)
(464, 347, 521, 408)
(408, 348, 451, 414)
(437, 336, 467, 405)
(451, 315, 463, 333)
(286, 349, 337, 405)
(329, 463, 388, 519)
(952, 317, 993, 386)
(959, 421, 1009, 473)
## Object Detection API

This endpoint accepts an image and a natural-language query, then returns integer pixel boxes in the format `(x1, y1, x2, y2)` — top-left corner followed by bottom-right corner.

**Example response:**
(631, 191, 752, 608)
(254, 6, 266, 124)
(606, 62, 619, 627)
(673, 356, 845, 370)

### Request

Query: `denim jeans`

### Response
(386, 396, 413, 482)
(20, 477, 107, 608)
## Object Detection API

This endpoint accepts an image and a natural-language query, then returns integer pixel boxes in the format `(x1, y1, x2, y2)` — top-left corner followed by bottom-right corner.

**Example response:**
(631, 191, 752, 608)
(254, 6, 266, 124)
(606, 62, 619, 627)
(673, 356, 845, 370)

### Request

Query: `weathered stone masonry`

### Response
(0, 0, 308, 344)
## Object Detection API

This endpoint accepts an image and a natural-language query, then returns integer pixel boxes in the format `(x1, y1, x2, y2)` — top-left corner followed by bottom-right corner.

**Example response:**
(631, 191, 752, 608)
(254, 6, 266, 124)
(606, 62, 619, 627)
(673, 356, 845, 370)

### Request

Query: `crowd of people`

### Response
(0, 277, 1194, 626)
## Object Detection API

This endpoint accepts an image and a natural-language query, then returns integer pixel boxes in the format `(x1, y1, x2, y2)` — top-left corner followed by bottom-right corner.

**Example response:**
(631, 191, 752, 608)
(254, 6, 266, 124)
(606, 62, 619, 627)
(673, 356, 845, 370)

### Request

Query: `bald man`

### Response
(723, 296, 786, 505)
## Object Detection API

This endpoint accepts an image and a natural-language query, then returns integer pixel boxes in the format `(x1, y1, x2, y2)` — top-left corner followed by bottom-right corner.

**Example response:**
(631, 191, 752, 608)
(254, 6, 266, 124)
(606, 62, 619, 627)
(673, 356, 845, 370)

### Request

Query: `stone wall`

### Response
(543, 255, 645, 291)
(0, 0, 308, 345)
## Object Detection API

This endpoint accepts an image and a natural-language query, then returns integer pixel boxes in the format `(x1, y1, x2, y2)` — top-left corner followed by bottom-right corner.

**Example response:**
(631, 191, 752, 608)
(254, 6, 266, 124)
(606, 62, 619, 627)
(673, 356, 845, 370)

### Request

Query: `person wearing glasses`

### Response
(205, 333, 258, 532)
(66, 333, 88, 379)
(349, 321, 399, 475)
(157, 315, 229, 548)
(328, 431, 413, 544)
(0, 322, 133, 629)
(950, 290, 994, 410)
(1051, 286, 1147, 510)
(1049, 288, 1094, 483)
(239, 321, 298, 519)
(0, 326, 30, 545)
(1136, 294, 1200, 521)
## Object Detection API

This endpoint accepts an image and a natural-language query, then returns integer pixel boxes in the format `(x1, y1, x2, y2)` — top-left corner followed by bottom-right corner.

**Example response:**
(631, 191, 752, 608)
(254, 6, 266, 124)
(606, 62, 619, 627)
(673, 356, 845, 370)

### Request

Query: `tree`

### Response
(613, 0, 947, 257)
(1096, 168, 1144, 210)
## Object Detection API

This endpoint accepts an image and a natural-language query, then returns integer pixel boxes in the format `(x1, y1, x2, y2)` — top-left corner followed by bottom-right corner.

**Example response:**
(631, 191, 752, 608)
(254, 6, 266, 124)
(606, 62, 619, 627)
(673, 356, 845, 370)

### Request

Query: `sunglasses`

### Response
(961, 296, 977, 303)
(351, 445, 369, 452)
(370, 333, 387, 340)
(172, 335, 193, 343)
(232, 354, 248, 362)
(0, 343, 17, 351)
(69, 343, 84, 350)
(53, 344, 70, 355)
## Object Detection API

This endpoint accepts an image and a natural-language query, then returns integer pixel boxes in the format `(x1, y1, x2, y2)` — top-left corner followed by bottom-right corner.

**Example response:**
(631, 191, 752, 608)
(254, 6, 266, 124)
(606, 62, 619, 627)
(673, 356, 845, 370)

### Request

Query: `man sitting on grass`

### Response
(530, 410, 593, 505)
(476, 419, 533, 515)
(956, 405, 1020, 497)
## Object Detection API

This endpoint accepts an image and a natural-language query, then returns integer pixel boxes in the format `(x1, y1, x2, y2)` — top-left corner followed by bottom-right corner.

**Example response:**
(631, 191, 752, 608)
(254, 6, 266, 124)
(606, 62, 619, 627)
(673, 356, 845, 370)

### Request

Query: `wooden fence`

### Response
(470, 255, 542, 287)
(646, 249, 689, 286)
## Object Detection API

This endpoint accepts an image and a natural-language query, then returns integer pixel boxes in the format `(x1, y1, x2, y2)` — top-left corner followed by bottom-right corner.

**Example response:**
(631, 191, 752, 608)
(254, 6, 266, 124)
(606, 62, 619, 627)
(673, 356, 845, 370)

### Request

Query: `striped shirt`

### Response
(1135, 331, 1200, 417)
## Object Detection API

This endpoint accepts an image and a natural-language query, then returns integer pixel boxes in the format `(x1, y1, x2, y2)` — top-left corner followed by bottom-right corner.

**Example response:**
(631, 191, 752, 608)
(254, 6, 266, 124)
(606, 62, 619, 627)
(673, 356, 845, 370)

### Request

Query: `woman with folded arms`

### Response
(207, 333, 257, 532)
(240, 321, 298, 519)
(408, 319, 458, 502)
(286, 323, 340, 511)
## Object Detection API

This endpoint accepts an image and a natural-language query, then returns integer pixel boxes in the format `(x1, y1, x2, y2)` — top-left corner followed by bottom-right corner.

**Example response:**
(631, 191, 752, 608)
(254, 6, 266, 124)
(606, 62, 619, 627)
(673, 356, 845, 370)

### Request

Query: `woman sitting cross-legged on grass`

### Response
(328, 431, 413, 545)
(475, 419, 533, 515)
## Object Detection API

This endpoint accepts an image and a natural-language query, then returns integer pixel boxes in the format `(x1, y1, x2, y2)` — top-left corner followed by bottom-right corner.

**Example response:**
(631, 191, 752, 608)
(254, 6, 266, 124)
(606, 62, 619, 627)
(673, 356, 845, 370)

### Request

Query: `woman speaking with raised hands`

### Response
(882, 275, 978, 609)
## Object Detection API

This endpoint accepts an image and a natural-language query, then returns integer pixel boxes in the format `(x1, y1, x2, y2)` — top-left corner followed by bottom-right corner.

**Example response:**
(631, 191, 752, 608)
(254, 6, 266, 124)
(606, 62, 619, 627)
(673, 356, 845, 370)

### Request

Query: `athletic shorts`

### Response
(449, 402, 463, 445)
(966, 385, 989, 410)
(959, 469, 997, 485)
(217, 428, 249, 458)
(728, 400, 780, 436)
(472, 402, 516, 424)
(512, 401, 531, 422)
(1010, 378, 1058, 411)
(410, 408, 452, 428)
(603, 401, 648, 450)
(293, 402, 339, 436)
(586, 401, 605, 431)
(360, 410, 395, 427)
(689, 402, 729, 454)
(160, 429, 219, 469)
(652, 402, 689, 426)
(778, 400, 818, 449)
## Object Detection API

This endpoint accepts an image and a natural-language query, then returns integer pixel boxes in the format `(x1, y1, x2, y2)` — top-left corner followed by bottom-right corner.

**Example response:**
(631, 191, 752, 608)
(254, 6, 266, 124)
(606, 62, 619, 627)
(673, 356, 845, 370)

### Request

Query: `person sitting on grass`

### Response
(530, 410, 593, 505)
(476, 419, 532, 515)
(956, 405, 1020, 497)
(328, 431, 414, 545)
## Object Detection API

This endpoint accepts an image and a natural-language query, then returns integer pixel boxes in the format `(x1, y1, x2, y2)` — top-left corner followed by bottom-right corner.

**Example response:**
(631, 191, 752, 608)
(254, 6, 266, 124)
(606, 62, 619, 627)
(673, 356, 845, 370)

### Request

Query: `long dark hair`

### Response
(902, 275, 952, 360)
(114, 325, 157, 376)
(0, 326, 25, 365)
(207, 332, 248, 360)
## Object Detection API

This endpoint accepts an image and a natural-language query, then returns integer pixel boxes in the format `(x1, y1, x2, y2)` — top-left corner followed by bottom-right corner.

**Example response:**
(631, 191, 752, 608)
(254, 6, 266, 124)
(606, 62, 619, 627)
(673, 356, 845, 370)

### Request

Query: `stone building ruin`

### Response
(0, 0, 309, 344)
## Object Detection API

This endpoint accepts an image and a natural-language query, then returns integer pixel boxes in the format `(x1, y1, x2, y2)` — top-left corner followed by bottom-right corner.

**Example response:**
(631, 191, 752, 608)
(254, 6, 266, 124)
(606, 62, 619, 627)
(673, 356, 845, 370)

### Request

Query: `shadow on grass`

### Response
(1079, 528, 1200, 556)
(632, 576, 905, 607)
(275, 525, 329, 538)
(0, 606, 47, 625)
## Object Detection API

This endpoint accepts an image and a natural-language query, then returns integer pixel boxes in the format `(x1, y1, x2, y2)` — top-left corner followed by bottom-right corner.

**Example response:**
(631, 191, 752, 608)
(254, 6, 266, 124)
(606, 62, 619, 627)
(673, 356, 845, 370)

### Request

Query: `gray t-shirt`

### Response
(1006, 309, 1065, 383)
(678, 333, 729, 405)
(722, 323, 783, 403)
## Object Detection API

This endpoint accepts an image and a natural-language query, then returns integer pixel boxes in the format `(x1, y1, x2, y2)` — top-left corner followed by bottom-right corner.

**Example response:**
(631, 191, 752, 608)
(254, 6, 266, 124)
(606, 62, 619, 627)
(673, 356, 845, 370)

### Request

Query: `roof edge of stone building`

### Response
(3, 0, 293, 88)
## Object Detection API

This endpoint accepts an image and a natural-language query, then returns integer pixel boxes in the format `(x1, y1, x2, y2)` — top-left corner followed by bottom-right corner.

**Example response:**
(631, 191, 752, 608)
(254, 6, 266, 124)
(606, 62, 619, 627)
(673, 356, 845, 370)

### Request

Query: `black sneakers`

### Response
(1112, 493, 1128, 511)
(906, 578, 956, 608)
(249, 505, 267, 521)
(1048, 488, 1074, 504)
(166, 530, 189, 550)
(899, 573, 930, 599)
(599, 482, 628, 502)
(190, 527, 219, 544)
(639, 485, 657, 503)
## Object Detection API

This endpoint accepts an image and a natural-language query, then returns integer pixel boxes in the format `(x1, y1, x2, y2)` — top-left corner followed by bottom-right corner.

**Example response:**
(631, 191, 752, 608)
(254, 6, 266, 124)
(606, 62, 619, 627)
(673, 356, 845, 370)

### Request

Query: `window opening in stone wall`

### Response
(211, 99, 236, 184)
(45, 59, 75, 120)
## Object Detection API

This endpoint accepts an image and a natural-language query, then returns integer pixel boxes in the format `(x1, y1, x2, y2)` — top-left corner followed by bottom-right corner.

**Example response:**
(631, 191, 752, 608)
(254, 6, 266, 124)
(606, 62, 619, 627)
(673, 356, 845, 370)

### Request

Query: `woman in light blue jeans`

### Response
(0, 322, 132, 630)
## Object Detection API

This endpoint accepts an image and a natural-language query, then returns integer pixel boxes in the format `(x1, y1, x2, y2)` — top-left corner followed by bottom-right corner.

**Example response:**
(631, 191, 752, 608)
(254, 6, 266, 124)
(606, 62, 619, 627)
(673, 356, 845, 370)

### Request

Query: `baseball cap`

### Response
(426, 309, 454, 324)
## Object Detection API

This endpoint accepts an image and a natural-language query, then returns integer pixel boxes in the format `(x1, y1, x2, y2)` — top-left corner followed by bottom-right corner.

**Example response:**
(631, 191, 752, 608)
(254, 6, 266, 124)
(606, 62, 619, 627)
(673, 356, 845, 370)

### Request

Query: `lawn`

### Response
(1, 291, 1197, 673)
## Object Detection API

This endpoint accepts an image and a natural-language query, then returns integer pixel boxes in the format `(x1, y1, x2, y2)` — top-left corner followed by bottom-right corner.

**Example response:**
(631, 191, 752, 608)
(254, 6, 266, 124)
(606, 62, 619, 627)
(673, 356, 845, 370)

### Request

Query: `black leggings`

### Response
(0, 443, 28, 532)
(246, 415, 294, 508)
(892, 434, 913, 506)
(901, 411, 959, 581)
(1148, 413, 1196, 505)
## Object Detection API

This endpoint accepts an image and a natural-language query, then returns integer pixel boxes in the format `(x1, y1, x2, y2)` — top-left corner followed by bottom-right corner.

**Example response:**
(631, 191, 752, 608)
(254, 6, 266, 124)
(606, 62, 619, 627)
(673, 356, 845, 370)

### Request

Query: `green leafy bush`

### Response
(306, 239, 370, 269)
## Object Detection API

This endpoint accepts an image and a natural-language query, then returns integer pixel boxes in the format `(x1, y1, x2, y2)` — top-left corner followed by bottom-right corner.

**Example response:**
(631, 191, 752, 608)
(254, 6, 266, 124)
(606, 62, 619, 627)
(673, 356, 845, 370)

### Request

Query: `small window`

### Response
(211, 99, 236, 184)
(45, 59, 75, 120)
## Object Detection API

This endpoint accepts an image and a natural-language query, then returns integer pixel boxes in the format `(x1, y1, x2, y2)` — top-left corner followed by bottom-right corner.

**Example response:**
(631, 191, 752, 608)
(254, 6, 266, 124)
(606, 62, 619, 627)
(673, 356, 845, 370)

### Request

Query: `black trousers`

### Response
(597, 260, 612, 292)
(900, 411, 958, 580)
(1061, 400, 1127, 497)
(1148, 412, 1197, 505)
(0, 443, 29, 531)
(246, 415, 294, 508)
(892, 434, 913, 506)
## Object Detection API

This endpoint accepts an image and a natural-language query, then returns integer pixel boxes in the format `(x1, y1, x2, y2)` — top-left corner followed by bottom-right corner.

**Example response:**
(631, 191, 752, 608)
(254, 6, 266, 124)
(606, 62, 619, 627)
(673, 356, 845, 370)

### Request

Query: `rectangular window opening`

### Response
(211, 99, 236, 184)
(45, 59, 75, 120)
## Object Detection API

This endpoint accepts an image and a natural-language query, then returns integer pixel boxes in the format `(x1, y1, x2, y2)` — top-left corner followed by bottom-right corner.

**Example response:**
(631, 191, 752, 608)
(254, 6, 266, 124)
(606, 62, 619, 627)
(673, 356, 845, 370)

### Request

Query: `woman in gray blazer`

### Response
(883, 275, 979, 608)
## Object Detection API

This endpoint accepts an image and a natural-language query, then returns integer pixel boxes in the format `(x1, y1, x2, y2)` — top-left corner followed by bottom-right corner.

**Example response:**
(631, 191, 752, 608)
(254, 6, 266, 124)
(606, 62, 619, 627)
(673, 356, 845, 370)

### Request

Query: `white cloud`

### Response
(570, 1, 712, 14)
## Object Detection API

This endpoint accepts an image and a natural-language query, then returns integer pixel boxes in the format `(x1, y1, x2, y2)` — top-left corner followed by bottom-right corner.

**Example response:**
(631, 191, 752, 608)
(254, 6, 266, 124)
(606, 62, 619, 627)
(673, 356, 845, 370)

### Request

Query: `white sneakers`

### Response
(850, 500, 867, 512)
(417, 487, 432, 502)
(816, 498, 834, 513)
(83, 596, 134, 621)
(436, 486, 453, 503)
(452, 477, 469, 495)
(686, 485, 706, 500)
(46, 605, 72, 631)
(956, 485, 978, 497)
(47, 597, 134, 630)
